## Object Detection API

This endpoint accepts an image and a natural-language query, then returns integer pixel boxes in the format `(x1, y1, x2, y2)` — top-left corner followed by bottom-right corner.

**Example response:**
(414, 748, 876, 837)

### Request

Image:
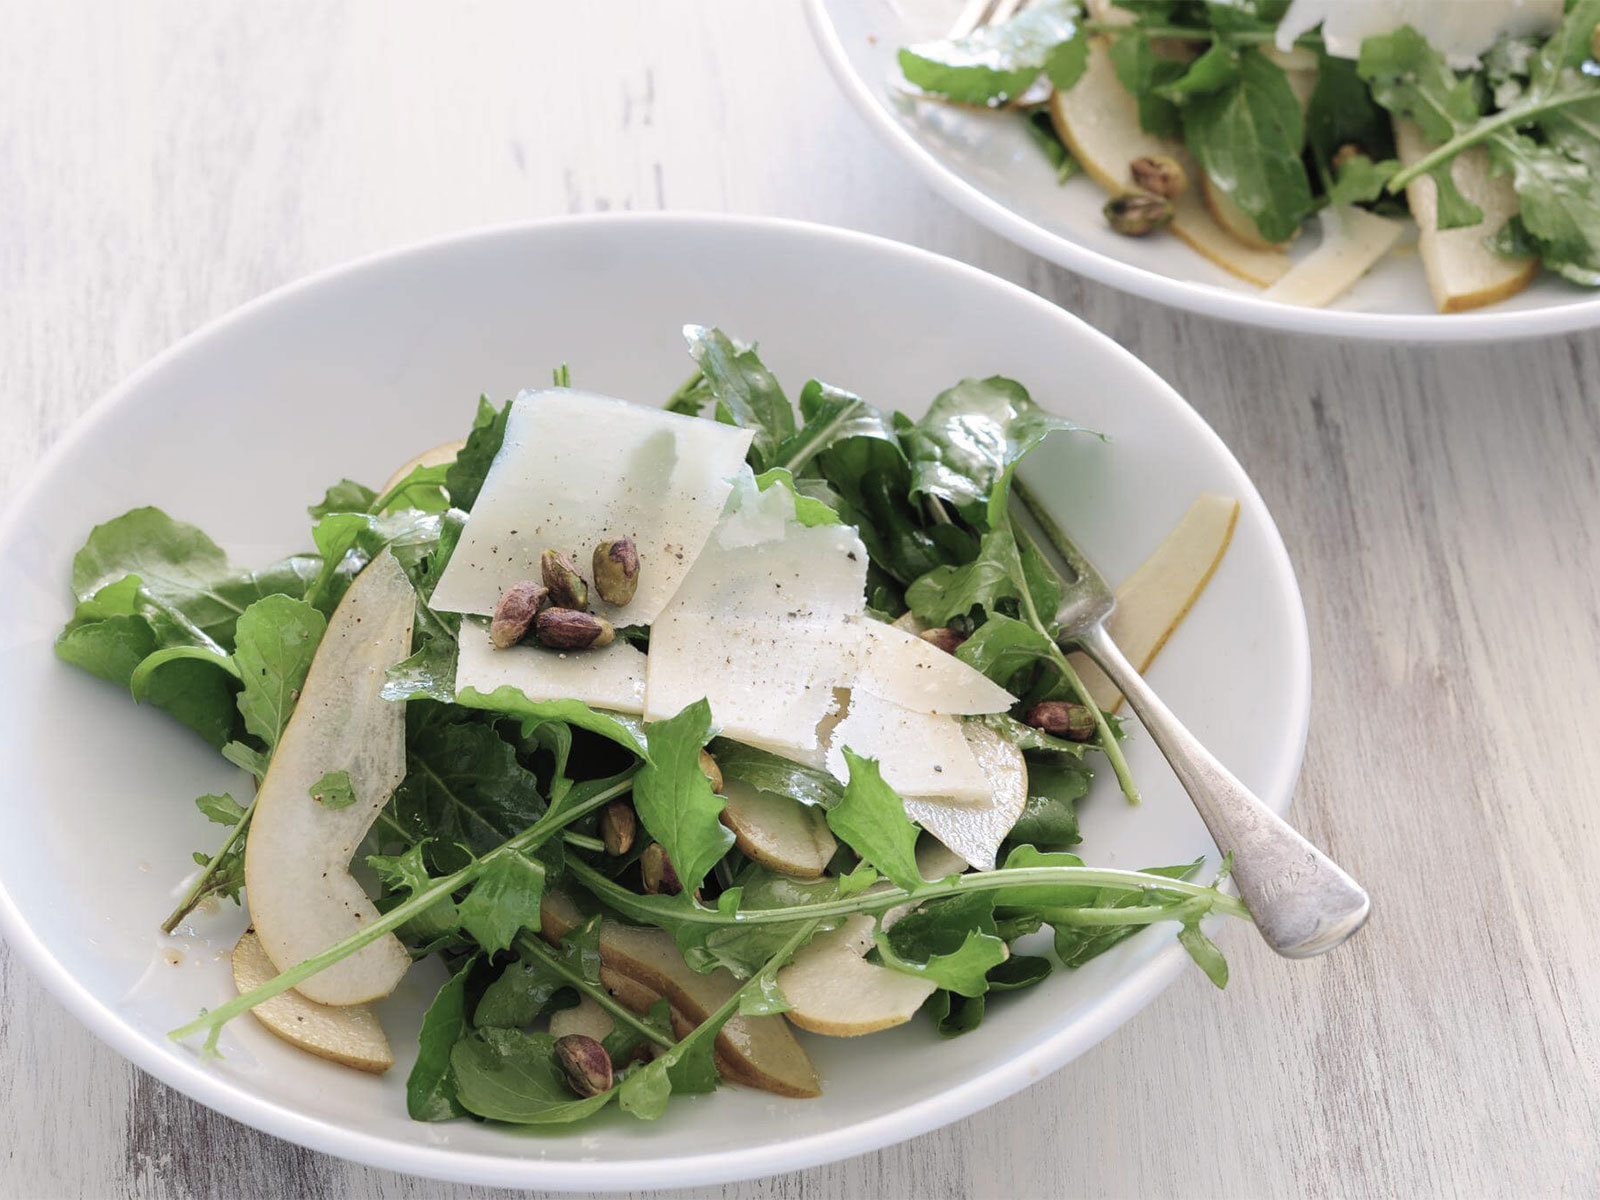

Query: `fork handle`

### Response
(1072, 623, 1370, 958)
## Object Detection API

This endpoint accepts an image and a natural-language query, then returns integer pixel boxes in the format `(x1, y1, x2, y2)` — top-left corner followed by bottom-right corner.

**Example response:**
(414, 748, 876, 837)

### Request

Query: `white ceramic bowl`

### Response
(0, 214, 1309, 1189)
(807, 0, 1600, 341)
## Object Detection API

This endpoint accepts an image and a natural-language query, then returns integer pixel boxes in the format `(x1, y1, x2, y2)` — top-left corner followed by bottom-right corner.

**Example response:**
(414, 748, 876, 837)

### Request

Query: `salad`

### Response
(898, 0, 1600, 312)
(58, 326, 1245, 1127)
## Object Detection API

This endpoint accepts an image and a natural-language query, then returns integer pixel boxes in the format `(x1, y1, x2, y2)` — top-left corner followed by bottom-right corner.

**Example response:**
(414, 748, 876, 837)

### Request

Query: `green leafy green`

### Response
(455, 687, 648, 759)
(474, 957, 570, 1029)
(445, 396, 509, 511)
(451, 1029, 615, 1125)
(824, 751, 924, 892)
(458, 852, 547, 956)
(233, 595, 326, 752)
(1180, 49, 1316, 243)
(308, 769, 357, 809)
(367, 843, 461, 944)
(1007, 759, 1090, 849)
(683, 325, 794, 471)
(309, 479, 377, 520)
(709, 738, 843, 808)
(898, 0, 1086, 107)
(1021, 105, 1080, 182)
(754, 467, 843, 527)
(630, 698, 732, 895)
(194, 793, 244, 825)
(877, 892, 1007, 997)
(408, 956, 475, 1121)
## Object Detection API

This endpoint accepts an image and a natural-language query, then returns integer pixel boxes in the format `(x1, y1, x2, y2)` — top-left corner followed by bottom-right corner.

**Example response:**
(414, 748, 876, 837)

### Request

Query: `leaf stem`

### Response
(775, 399, 867, 475)
(510, 932, 676, 1051)
(168, 778, 633, 1046)
(567, 858, 1249, 927)
(161, 798, 256, 934)
(1388, 93, 1594, 191)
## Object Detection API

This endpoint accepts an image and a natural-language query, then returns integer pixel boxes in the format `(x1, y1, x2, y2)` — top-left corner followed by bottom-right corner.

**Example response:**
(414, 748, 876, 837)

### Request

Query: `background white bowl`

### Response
(0, 214, 1308, 1189)
(808, 0, 1600, 342)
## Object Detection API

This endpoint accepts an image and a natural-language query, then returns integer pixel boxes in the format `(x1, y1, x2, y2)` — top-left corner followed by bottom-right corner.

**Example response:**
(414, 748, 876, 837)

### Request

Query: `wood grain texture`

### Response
(3, 1, 1599, 1196)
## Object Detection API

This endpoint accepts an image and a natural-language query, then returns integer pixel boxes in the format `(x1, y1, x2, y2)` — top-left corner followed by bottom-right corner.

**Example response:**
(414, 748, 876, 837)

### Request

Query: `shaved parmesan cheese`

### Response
(827, 690, 991, 805)
(454, 617, 646, 714)
(1276, 0, 1560, 68)
(853, 620, 1014, 715)
(431, 389, 754, 625)
(645, 475, 868, 753)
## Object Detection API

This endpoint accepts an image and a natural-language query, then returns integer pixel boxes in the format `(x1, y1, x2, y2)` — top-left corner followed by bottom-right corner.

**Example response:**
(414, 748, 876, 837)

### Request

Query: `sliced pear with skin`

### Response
(1394, 120, 1538, 313)
(719, 779, 836, 880)
(902, 720, 1028, 872)
(916, 838, 970, 883)
(777, 914, 938, 1037)
(379, 438, 465, 497)
(538, 891, 821, 1098)
(548, 994, 615, 1043)
(244, 550, 415, 1006)
(1264, 205, 1405, 309)
(1068, 493, 1239, 713)
(231, 931, 394, 1073)
(1051, 41, 1292, 288)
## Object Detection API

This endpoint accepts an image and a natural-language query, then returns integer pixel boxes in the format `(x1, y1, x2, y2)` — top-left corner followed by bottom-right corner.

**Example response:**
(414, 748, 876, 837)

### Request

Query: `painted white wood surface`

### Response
(2, 2, 1598, 1196)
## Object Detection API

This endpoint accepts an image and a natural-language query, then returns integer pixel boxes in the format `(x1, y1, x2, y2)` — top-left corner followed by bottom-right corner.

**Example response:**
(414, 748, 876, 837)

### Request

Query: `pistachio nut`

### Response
(1104, 192, 1174, 237)
(600, 800, 637, 856)
(553, 1034, 614, 1098)
(541, 548, 589, 610)
(918, 626, 967, 655)
(698, 748, 723, 794)
(1024, 699, 1097, 742)
(488, 580, 547, 649)
(1129, 154, 1187, 199)
(640, 842, 683, 895)
(592, 537, 641, 607)
(536, 607, 615, 650)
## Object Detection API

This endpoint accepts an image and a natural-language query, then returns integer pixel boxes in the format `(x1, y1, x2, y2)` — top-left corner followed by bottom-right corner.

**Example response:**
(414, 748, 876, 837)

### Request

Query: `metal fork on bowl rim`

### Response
(1012, 483, 1371, 958)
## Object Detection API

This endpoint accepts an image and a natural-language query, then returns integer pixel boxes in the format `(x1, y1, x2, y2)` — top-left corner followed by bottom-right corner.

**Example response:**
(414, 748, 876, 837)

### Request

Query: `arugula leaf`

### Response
(630, 698, 732, 895)
(408, 956, 475, 1121)
(387, 707, 546, 873)
(1180, 49, 1316, 243)
(877, 892, 1008, 997)
(473, 957, 570, 1029)
(683, 326, 795, 471)
(773, 380, 892, 474)
(195, 793, 244, 825)
(69, 507, 317, 651)
(1177, 917, 1229, 988)
(1305, 51, 1396, 179)
(956, 612, 1055, 690)
(458, 852, 546, 956)
(978, 712, 1090, 757)
(1155, 39, 1240, 103)
(309, 769, 357, 809)
(445, 396, 509, 512)
(898, 0, 1086, 107)
(1108, 31, 1187, 139)
(1358, 28, 1486, 228)
(232, 595, 326, 752)
(753, 468, 843, 527)
(455, 687, 648, 759)
(1048, 859, 1207, 966)
(927, 953, 1053, 1037)
(372, 461, 452, 515)
(1021, 105, 1080, 182)
(709, 738, 843, 808)
(367, 843, 461, 944)
(309, 479, 377, 519)
(1325, 154, 1402, 207)
(451, 1029, 614, 1125)
(825, 750, 924, 892)
(694, 867, 839, 977)
(1007, 759, 1089, 849)
(902, 377, 1082, 520)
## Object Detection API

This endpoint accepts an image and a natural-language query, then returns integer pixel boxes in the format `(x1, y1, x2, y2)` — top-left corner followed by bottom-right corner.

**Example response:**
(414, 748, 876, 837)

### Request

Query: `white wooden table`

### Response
(4, 2, 1598, 1196)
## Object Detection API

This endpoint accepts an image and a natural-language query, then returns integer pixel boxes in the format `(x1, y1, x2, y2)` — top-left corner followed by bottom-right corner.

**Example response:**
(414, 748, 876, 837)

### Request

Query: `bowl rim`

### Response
(0, 211, 1311, 1189)
(803, 0, 1600, 344)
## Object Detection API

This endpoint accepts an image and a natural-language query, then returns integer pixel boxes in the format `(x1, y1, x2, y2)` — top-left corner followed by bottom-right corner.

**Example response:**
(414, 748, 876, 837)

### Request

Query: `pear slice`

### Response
(1394, 120, 1539, 313)
(538, 891, 822, 1098)
(777, 914, 937, 1037)
(902, 721, 1028, 872)
(548, 993, 615, 1043)
(1068, 493, 1239, 713)
(380, 439, 465, 498)
(1050, 41, 1292, 288)
(243, 550, 415, 1006)
(1263, 205, 1405, 309)
(231, 931, 393, 1073)
(720, 780, 836, 879)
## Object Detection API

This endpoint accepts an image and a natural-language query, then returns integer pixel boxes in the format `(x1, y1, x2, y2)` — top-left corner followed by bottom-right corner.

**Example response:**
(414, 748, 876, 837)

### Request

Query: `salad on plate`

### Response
(58, 326, 1247, 1127)
(897, 0, 1600, 312)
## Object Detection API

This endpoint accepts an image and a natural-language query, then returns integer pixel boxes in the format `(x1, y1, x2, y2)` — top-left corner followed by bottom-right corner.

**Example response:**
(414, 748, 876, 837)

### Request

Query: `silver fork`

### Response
(1012, 483, 1371, 958)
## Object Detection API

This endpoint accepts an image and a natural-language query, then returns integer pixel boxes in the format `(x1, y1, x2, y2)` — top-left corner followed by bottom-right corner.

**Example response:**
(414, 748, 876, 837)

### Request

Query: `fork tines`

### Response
(947, 0, 1033, 39)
